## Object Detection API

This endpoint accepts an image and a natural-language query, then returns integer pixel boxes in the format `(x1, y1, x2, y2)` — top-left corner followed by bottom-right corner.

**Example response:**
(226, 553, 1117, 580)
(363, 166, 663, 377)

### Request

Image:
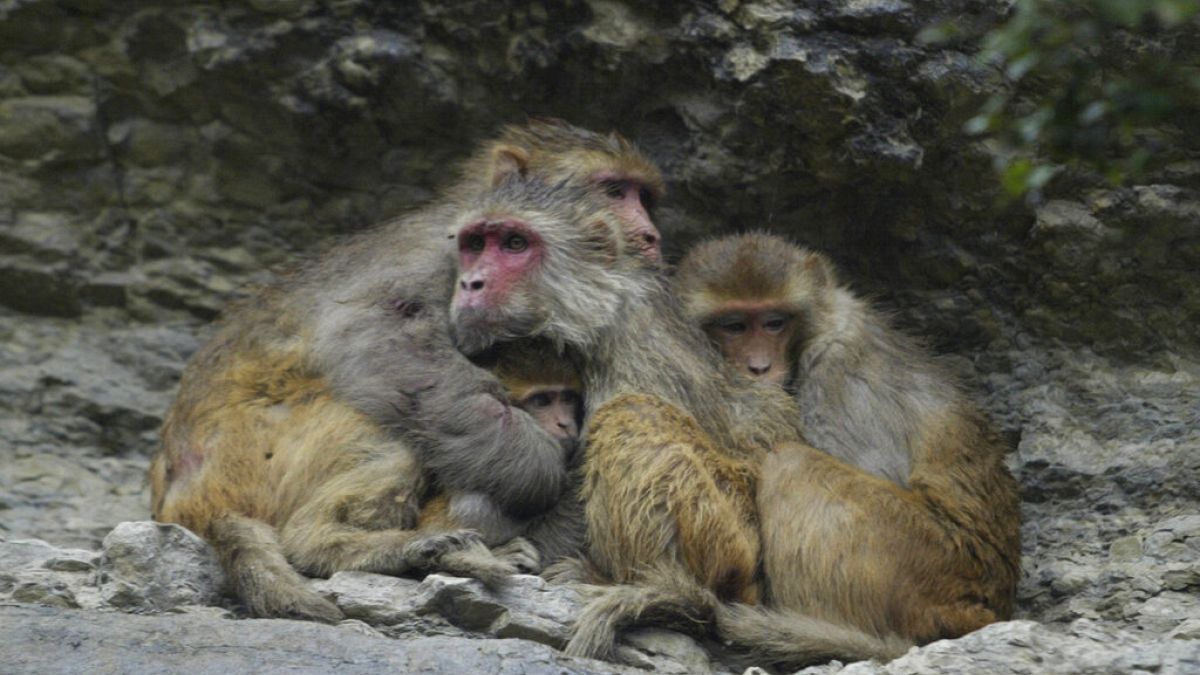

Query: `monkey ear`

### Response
(804, 252, 838, 288)
(489, 144, 531, 187)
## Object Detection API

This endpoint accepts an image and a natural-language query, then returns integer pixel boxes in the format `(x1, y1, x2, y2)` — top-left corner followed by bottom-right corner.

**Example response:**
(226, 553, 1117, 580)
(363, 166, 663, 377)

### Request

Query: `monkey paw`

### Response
(402, 530, 484, 568)
(492, 537, 541, 574)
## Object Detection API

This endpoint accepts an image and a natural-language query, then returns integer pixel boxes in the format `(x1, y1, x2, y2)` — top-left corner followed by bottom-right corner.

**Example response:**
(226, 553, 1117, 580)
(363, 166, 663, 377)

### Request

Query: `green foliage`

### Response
(925, 0, 1200, 198)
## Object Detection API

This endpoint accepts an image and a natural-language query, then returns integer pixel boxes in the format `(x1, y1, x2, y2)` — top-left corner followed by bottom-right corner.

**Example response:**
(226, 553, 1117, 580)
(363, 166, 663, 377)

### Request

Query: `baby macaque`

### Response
(418, 340, 586, 556)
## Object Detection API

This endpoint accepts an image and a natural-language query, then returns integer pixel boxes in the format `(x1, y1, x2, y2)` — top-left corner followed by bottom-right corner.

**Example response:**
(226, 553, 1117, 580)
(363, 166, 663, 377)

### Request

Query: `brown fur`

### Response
(149, 121, 661, 622)
(446, 174, 905, 667)
(675, 233, 1022, 651)
(419, 339, 586, 566)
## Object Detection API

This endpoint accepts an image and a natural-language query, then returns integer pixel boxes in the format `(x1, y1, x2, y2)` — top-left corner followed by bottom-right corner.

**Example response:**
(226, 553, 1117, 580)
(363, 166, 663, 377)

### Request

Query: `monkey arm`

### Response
(402, 349, 570, 519)
(310, 282, 569, 519)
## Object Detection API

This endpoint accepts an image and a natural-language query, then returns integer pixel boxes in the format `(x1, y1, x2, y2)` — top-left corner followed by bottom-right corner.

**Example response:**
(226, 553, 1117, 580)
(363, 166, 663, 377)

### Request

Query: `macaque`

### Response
(674, 233, 1022, 652)
(447, 169, 907, 667)
(418, 339, 585, 561)
(148, 120, 664, 623)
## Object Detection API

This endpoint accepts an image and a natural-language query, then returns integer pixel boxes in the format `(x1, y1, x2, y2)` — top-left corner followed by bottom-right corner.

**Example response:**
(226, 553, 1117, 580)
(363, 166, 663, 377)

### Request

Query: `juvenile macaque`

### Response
(446, 169, 906, 666)
(674, 233, 1022, 651)
(418, 340, 585, 558)
(149, 121, 664, 623)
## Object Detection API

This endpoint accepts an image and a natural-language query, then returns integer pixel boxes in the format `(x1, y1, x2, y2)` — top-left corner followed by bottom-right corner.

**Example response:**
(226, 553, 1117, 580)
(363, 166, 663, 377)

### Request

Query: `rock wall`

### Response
(1, 1, 1197, 673)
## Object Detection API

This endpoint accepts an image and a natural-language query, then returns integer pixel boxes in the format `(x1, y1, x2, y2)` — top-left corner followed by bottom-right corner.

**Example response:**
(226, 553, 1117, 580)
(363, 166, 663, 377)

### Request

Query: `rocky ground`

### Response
(1, 1, 1198, 673)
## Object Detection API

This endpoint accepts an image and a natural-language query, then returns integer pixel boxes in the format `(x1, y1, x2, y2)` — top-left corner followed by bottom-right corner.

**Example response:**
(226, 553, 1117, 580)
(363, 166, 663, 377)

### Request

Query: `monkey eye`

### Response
(601, 180, 627, 199)
(502, 233, 528, 252)
(465, 234, 486, 252)
(763, 315, 790, 333)
(719, 320, 748, 336)
(526, 392, 553, 408)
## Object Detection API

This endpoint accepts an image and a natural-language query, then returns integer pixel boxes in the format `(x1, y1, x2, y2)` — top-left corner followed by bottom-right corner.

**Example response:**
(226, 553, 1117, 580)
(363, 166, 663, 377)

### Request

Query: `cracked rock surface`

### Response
(1, 1, 1197, 673)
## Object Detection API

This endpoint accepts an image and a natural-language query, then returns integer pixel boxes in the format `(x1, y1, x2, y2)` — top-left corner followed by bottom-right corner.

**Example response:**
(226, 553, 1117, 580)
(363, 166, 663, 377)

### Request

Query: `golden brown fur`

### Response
(674, 233, 1022, 651)
(446, 171, 906, 666)
(149, 120, 663, 622)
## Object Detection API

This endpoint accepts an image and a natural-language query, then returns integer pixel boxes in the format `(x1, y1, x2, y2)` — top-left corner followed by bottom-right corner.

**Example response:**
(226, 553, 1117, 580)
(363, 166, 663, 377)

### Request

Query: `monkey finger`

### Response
(400, 529, 488, 571)
(491, 537, 542, 574)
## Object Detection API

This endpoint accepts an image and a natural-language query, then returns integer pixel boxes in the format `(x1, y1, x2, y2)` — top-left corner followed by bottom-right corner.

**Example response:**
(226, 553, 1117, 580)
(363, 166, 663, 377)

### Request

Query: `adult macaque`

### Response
(149, 121, 664, 623)
(447, 172, 906, 666)
(674, 233, 1021, 650)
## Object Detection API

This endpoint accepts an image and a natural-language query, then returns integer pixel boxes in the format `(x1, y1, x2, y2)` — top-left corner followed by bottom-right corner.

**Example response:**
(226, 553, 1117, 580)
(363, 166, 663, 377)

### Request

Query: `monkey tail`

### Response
(563, 566, 715, 660)
(713, 603, 911, 668)
(564, 565, 909, 668)
(209, 514, 344, 623)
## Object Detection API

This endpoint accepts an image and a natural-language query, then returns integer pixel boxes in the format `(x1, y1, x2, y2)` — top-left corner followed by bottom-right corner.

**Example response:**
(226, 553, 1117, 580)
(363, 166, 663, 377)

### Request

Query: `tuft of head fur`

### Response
(465, 118, 666, 201)
(673, 232, 836, 325)
(490, 338, 581, 400)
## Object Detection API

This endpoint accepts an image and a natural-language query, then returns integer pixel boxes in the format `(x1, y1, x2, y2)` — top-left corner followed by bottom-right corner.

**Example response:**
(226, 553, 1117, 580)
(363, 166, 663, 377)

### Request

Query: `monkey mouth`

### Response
(450, 315, 500, 356)
(451, 306, 544, 356)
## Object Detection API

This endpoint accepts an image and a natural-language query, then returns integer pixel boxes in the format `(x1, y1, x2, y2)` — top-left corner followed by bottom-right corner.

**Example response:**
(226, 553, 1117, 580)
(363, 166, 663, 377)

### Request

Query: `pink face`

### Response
(705, 307, 798, 386)
(592, 171, 661, 263)
(454, 218, 543, 314)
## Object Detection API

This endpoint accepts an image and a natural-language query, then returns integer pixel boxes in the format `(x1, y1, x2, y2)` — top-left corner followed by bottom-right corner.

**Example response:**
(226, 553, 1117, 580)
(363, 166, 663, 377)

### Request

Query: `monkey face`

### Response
(591, 170, 661, 263)
(450, 176, 645, 356)
(451, 217, 547, 355)
(705, 309, 797, 386)
(516, 387, 583, 457)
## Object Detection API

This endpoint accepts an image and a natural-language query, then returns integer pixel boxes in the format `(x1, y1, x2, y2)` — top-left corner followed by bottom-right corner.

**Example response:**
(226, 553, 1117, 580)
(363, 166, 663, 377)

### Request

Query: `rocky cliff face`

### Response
(1, 2, 1197, 673)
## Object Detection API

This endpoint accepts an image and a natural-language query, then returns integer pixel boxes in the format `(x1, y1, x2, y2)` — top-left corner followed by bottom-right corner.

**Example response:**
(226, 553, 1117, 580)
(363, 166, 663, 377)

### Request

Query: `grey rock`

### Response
(316, 571, 583, 647)
(415, 574, 581, 646)
(0, 257, 81, 317)
(0, 604, 636, 675)
(314, 571, 710, 665)
(0, 537, 97, 572)
(0, 95, 98, 162)
(98, 521, 224, 611)
(798, 620, 1200, 674)
(311, 570, 424, 625)
(620, 628, 717, 674)
(0, 537, 102, 609)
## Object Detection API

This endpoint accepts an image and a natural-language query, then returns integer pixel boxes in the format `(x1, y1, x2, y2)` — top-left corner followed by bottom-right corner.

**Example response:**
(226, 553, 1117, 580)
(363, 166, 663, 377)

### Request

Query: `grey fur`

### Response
(447, 178, 902, 666)
(290, 202, 571, 517)
(792, 286, 953, 486)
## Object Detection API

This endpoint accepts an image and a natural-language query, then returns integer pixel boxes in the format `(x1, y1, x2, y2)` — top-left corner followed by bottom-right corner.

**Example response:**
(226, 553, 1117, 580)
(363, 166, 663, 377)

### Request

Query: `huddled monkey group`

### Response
(149, 120, 1020, 669)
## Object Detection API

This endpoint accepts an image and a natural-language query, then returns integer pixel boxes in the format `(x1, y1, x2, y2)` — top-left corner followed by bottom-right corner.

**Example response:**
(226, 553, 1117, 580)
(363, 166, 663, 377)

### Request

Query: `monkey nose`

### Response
(460, 278, 485, 291)
(748, 363, 771, 376)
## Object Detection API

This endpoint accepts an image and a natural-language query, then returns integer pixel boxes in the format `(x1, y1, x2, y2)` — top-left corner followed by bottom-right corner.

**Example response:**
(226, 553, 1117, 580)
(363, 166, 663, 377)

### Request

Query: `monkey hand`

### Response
(491, 537, 542, 574)
(401, 529, 485, 567)
(404, 529, 522, 587)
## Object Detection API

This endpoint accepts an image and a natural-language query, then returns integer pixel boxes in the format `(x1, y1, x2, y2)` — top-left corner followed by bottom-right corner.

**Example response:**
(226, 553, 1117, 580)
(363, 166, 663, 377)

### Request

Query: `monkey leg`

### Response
(210, 514, 344, 622)
(278, 453, 520, 587)
(759, 441, 1007, 643)
(583, 393, 760, 604)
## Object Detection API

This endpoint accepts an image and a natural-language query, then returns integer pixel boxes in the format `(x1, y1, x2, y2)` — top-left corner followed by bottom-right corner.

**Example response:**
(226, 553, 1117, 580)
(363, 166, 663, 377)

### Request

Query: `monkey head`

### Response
(451, 162, 648, 357)
(465, 119, 666, 263)
(674, 233, 836, 388)
(491, 339, 585, 457)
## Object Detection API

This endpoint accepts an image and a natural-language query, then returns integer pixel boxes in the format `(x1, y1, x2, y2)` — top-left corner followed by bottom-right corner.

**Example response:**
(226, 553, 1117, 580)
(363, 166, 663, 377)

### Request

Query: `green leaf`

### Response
(1002, 159, 1034, 196)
